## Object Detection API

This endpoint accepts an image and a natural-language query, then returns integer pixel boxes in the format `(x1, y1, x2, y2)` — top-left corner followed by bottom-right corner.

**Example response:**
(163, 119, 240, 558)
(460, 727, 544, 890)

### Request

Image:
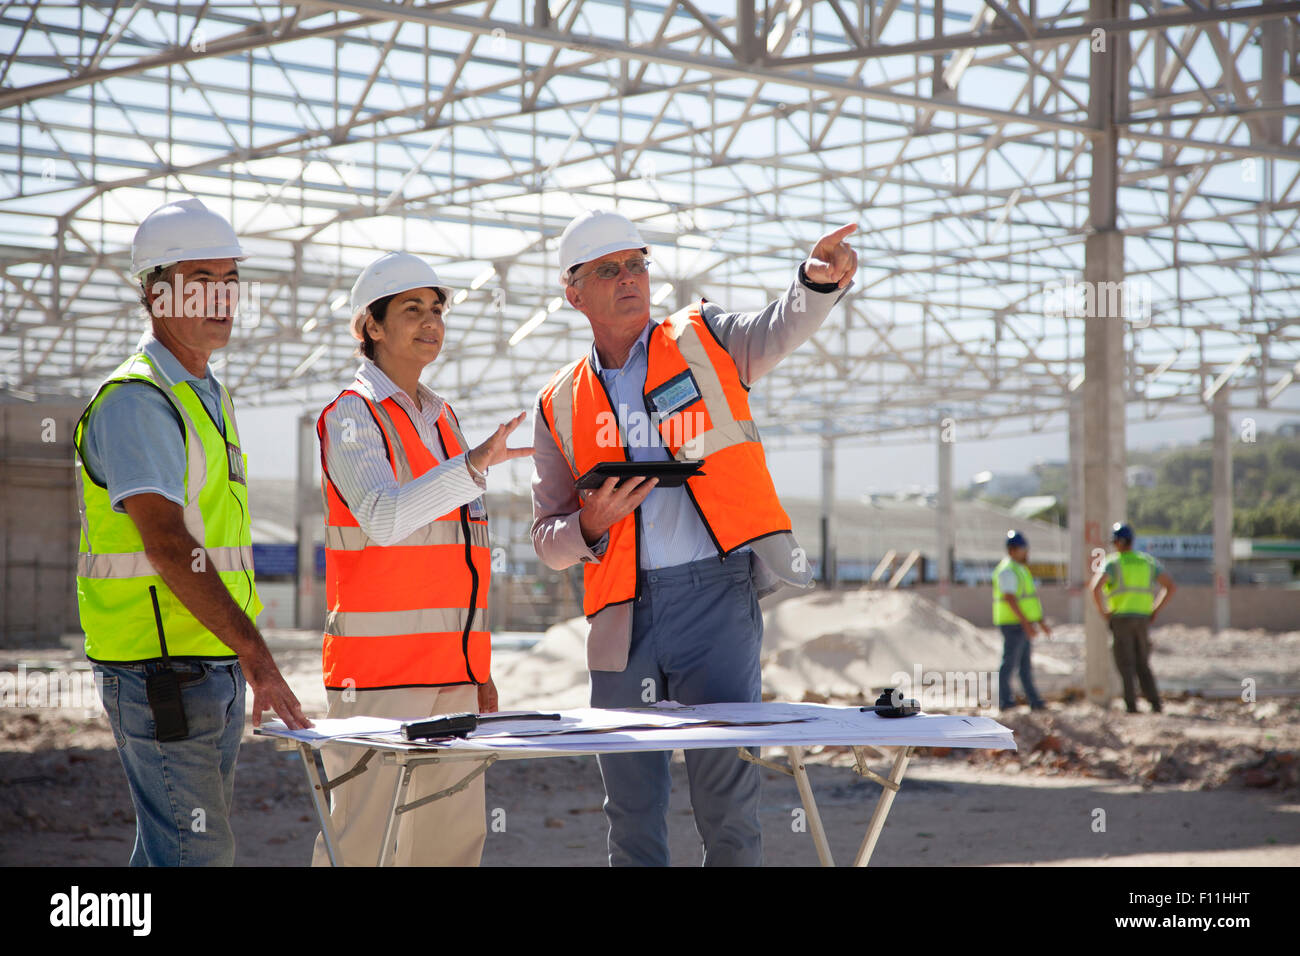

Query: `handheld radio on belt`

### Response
(145, 584, 190, 741)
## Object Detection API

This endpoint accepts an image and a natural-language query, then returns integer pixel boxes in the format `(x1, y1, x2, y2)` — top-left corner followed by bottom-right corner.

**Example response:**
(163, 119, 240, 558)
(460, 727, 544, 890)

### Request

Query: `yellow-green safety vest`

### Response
(74, 352, 261, 662)
(1103, 550, 1157, 616)
(992, 556, 1042, 625)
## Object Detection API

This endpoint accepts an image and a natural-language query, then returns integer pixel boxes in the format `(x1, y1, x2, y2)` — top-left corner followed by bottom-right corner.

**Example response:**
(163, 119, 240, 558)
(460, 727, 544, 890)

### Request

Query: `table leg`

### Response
(787, 745, 836, 867)
(396, 756, 496, 814)
(377, 758, 415, 867)
(297, 742, 343, 867)
(851, 746, 912, 867)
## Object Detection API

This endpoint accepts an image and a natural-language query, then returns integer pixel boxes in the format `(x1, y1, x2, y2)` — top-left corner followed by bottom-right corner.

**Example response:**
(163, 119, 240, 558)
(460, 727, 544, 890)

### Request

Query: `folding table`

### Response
(256, 701, 1015, 867)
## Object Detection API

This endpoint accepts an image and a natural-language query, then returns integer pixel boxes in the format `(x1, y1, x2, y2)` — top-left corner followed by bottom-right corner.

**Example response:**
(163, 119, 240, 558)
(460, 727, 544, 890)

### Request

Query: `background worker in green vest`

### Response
(993, 530, 1050, 711)
(1090, 522, 1176, 714)
(75, 197, 311, 867)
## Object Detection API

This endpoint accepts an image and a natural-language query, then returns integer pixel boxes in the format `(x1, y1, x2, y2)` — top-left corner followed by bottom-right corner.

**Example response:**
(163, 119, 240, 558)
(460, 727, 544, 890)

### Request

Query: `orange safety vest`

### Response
(317, 389, 490, 691)
(539, 301, 791, 618)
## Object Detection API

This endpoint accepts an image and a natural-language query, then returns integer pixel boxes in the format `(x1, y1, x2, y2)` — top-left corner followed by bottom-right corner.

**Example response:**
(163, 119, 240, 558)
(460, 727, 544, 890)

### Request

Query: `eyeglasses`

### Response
(572, 257, 651, 282)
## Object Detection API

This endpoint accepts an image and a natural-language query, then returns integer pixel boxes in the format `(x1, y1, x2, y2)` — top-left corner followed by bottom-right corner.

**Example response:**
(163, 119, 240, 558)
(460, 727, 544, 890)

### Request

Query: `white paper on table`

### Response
(259, 716, 406, 742)
(434, 704, 1015, 753)
(467, 706, 763, 738)
(256, 708, 728, 745)
(259, 704, 1016, 753)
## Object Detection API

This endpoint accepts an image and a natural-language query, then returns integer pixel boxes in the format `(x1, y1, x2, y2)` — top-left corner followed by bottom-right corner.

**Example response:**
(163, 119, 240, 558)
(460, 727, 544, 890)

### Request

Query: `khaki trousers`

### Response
(310, 684, 486, 867)
(1108, 616, 1162, 713)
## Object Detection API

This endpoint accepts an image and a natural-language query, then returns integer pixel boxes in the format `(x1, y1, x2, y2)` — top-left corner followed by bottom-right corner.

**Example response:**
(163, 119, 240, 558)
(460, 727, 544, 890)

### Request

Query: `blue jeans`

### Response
(998, 625, 1044, 709)
(590, 553, 764, 867)
(94, 660, 245, 866)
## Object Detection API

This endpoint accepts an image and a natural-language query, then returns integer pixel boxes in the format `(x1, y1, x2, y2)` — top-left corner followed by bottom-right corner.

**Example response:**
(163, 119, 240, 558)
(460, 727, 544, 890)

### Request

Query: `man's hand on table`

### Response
(242, 646, 313, 730)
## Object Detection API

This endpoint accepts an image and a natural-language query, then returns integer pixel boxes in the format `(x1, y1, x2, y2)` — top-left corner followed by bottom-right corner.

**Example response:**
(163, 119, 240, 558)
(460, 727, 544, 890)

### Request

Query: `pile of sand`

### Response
(492, 617, 591, 711)
(761, 589, 1015, 701)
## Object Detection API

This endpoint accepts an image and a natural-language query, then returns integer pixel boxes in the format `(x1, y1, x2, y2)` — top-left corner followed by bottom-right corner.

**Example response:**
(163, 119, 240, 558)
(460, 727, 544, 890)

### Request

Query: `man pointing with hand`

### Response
(531, 210, 857, 866)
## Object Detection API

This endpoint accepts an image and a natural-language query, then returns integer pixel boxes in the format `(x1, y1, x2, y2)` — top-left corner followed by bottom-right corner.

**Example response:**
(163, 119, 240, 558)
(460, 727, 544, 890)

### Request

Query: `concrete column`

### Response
(489, 514, 507, 634)
(1261, 27, 1284, 146)
(1082, 0, 1128, 706)
(674, 277, 695, 313)
(295, 412, 321, 629)
(820, 426, 836, 589)
(1212, 388, 1233, 632)
(936, 416, 954, 609)
(1083, 233, 1127, 706)
(737, 0, 757, 63)
(1068, 390, 1085, 623)
(494, 260, 510, 352)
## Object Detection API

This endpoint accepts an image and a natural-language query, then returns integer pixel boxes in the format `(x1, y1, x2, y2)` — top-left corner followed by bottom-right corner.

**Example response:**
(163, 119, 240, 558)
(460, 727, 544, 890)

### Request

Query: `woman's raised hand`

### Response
(467, 411, 534, 474)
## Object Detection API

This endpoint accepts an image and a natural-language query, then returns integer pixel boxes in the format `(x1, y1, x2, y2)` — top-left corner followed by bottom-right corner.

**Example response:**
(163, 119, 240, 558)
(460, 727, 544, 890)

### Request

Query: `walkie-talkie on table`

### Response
(401, 712, 562, 741)
(861, 688, 920, 718)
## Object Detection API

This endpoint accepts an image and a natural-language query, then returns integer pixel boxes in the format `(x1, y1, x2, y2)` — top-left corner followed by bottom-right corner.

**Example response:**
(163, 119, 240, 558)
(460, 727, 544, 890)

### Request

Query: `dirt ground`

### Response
(3, 627, 1299, 867)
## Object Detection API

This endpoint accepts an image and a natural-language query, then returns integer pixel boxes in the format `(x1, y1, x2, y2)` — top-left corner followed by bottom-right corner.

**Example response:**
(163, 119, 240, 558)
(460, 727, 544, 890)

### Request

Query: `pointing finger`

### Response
(813, 223, 857, 256)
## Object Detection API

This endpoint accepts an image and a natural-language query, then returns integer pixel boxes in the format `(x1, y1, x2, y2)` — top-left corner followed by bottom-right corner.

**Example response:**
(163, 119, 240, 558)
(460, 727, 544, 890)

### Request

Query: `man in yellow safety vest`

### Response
(75, 197, 310, 866)
(992, 530, 1051, 711)
(1089, 522, 1176, 713)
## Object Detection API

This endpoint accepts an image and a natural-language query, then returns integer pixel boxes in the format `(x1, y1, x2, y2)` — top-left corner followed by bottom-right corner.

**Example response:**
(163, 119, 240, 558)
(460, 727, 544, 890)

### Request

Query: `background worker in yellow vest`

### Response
(1090, 522, 1176, 714)
(993, 530, 1051, 711)
(311, 252, 531, 866)
(532, 209, 857, 866)
(75, 197, 311, 867)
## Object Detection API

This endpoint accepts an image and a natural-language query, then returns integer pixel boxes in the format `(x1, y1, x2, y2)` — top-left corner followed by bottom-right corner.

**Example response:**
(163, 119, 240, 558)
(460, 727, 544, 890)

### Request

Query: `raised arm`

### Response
(702, 223, 858, 385)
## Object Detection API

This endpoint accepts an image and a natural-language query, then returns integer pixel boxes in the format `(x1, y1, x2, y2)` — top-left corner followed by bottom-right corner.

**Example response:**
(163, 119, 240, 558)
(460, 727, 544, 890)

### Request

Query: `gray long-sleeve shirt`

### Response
(530, 268, 850, 671)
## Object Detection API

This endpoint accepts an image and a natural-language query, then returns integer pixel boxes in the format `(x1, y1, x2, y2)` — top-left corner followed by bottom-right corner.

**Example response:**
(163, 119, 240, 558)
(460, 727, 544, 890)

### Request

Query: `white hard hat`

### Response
(131, 197, 244, 279)
(349, 252, 451, 340)
(558, 209, 647, 282)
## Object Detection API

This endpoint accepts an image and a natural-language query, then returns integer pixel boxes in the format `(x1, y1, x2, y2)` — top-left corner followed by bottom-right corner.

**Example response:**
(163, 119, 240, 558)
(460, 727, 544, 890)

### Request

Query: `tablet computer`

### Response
(575, 460, 705, 490)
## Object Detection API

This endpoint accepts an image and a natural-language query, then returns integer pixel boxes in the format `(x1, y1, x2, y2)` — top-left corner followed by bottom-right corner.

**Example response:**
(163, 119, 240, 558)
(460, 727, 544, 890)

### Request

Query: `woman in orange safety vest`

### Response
(310, 251, 531, 867)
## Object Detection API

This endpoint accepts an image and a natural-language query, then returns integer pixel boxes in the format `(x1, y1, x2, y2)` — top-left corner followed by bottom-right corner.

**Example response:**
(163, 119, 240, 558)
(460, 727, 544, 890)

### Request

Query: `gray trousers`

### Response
(1109, 615, 1161, 712)
(589, 553, 764, 867)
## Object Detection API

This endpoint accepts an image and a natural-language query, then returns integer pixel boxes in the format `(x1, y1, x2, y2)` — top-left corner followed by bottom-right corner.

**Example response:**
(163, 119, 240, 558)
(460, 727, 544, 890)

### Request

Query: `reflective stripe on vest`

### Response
(992, 556, 1042, 625)
(539, 302, 792, 618)
(1104, 550, 1156, 616)
(74, 353, 261, 662)
(318, 387, 491, 690)
(77, 545, 254, 579)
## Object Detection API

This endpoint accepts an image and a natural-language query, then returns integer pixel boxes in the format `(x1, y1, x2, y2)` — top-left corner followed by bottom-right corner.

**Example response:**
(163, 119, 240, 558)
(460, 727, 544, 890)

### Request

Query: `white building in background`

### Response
(969, 470, 1041, 499)
(1127, 465, 1157, 488)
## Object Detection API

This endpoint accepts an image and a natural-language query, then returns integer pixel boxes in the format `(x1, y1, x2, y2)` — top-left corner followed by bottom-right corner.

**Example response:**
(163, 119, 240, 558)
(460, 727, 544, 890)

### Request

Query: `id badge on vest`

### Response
(468, 495, 486, 520)
(647, 369, 702, 418)
(226, 440, 247, 486)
